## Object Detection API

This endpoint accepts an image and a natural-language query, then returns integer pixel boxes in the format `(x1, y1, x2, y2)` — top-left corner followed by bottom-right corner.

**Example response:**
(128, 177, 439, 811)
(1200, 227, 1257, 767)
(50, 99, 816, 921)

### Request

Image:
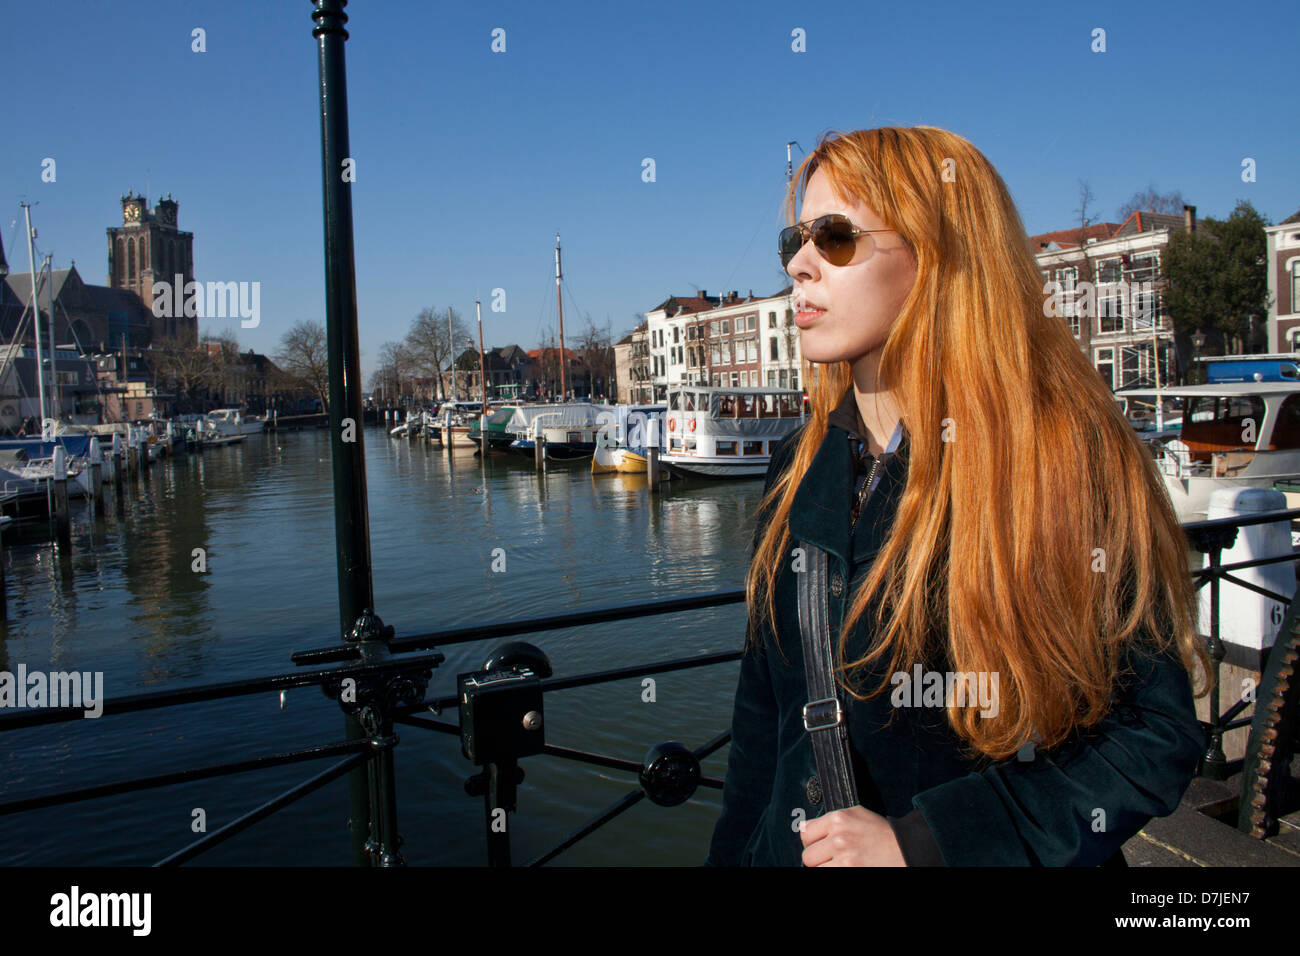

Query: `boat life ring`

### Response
(669, 418, 676, 431)
(688, 418, 696, 432)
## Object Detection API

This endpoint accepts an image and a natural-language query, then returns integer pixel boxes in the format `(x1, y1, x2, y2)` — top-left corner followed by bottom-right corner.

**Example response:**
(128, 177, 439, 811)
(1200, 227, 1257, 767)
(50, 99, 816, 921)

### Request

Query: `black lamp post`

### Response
(1192, 330, 1206, 384)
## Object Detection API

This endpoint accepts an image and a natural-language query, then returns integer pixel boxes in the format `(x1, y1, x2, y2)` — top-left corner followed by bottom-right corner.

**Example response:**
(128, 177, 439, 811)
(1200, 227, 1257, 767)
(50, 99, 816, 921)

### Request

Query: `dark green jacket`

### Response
(706, 411, 1203, 866)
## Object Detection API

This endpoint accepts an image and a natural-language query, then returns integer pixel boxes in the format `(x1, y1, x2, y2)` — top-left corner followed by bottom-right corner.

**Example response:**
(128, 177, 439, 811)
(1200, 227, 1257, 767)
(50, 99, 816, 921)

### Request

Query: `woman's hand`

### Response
(798, 806, 907, 867)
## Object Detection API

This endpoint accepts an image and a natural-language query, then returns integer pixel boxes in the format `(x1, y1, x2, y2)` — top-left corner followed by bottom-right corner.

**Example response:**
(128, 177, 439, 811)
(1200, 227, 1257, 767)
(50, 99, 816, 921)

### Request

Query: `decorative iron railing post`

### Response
(1186, 521, 1239, 780)
(311, 0, 383, 865)
(1201, 544, 1228, 777)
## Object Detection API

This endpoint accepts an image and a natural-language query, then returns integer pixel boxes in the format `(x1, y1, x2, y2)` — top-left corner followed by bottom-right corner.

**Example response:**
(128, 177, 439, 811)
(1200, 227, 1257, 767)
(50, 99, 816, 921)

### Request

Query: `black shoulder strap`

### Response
(796, 542, 859, 812)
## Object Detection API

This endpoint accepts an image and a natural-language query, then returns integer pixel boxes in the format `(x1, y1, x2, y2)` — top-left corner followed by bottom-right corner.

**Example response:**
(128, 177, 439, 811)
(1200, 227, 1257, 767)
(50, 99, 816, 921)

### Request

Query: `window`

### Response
(747, 339, 758, 363)
(1095, 347, 1114, 390)
(790, 371, 799, 390)
(710, 321, 719, 336)
(730, 372, 739, 387)
(1055, 266, 1077, 291)
(767, 370, 776, 386)
(1271, 395, 1300, 449)
(710, 344, 721, 365)
(1293, 262, 1300, 314)
(670, 437, 682, 450)
(716, 440, 737, 455)
(721, 319, 730, 334)
(785, 309, 793, 326)
(1099, 288, 1125, 333)
(684, 392, 695, 411)
(1129, 252, 1159, 283)
(684, 438, 696, 451)
(721, 345, 731, 364)
(778, 369, 788, 388)
(567, 431, 582, 443)
(1182, 395, 1264, 451)
(747, 315, 757, 331)
(1098, 258, 1122, 283)
(743, 440, 764, 456)
(768, 312, 776, 328)
(770, 338, 779, 361)
(673, 326, 680, 343)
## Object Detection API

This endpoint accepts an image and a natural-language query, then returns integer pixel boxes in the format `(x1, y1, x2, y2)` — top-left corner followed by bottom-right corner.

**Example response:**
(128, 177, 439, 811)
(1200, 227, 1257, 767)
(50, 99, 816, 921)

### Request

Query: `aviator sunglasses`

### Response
(779, 214, 894, 270)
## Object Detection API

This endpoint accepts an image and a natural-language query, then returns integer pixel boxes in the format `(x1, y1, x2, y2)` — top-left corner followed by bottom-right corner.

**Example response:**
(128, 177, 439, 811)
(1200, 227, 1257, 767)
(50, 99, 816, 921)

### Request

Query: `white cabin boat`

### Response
(1116, 381, 1300, 521)
(660, 386, 805, 479)
(207, 408, 265, 436)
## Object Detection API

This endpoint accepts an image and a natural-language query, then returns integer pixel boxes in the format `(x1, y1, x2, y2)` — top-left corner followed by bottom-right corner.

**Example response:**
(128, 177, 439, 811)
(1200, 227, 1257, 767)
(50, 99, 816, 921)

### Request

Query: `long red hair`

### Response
(747, 126, 1209, 761)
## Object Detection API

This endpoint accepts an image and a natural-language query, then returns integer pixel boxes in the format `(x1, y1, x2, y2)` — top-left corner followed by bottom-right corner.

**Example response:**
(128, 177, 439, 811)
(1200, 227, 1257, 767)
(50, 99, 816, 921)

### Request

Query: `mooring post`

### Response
(111, 434, 125, 514)
(88, 438, 104, 513)
(313, 0, 395, 867)
(0, 517, 8, 620)
(51, 445, 71, 544)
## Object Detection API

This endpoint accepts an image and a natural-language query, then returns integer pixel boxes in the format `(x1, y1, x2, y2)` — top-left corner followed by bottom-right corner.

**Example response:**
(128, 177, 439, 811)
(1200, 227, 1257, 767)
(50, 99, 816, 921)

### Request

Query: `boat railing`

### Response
(2, 508, 1297, 864)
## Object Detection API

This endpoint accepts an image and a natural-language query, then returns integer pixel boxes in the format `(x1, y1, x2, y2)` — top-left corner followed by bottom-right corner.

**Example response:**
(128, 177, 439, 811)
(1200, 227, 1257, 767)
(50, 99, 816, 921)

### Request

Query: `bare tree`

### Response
(575, 317, 614, 400)
(275, 320, 330, 414)
(1116, 184, 1187, 222)
(149, 327, 224, 414)
(375, 339, 415, 405)
(405, 306, 472, 401)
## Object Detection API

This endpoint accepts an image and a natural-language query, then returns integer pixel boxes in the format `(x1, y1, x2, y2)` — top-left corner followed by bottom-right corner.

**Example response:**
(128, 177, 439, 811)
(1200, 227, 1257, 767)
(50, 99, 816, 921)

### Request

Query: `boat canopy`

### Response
(505, 403, 615, 435)
(1116, 382, 1300, 398)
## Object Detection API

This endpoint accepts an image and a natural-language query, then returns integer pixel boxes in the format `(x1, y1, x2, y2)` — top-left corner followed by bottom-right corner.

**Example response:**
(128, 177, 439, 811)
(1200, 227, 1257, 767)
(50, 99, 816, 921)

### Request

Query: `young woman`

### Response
(707, 126, 1211, 867)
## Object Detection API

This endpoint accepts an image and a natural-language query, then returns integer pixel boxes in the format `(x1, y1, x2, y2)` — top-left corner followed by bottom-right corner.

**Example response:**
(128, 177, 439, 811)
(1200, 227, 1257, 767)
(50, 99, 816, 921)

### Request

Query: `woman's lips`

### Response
(794, 308, 825, 329)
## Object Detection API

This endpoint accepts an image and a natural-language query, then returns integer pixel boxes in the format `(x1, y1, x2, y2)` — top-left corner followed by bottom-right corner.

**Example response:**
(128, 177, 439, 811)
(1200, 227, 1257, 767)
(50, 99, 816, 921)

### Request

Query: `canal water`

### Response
(0, 427, 764, 865)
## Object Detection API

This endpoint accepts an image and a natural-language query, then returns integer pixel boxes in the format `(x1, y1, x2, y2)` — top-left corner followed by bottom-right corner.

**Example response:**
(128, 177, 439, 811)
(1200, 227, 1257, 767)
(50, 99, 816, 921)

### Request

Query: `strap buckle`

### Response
(802, 697, 843, 732)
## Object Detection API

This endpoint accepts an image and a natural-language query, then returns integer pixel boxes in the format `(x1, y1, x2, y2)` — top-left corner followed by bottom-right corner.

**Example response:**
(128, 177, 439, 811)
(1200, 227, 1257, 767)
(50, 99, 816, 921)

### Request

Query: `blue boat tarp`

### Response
(0, 436, 95, 458)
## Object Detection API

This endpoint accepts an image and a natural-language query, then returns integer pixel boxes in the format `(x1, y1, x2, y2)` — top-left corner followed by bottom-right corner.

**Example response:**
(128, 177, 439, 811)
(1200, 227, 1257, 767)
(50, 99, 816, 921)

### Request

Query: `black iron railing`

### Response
(1, 511, 1297, 864)
(3, 0, 1296, 867)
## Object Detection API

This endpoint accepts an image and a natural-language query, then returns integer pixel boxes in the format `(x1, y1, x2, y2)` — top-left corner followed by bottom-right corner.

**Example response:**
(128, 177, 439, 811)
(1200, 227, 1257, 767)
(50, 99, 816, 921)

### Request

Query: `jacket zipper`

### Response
(849, 454, 881, 539)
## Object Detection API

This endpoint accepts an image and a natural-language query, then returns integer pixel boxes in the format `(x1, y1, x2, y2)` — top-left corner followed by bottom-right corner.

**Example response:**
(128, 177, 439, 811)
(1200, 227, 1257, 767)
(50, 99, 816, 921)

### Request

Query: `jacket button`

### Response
(806, 774, 822, 806)
(829, 571, 843, 597)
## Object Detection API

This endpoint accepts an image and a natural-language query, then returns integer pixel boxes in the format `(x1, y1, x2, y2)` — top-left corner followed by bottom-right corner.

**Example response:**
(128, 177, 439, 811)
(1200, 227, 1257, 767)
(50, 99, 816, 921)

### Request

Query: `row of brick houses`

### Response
(614, 288, 805, 404)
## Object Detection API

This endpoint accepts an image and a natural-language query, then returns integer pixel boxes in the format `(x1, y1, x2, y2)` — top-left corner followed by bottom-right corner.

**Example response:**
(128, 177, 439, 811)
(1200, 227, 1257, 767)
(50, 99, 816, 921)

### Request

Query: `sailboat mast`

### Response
(46, 254, 59, 416)
(20, 203, 48, 429)
(446, 307, 454, 401)
(476, 297, 487, 409)
(554, 233, 567, 400)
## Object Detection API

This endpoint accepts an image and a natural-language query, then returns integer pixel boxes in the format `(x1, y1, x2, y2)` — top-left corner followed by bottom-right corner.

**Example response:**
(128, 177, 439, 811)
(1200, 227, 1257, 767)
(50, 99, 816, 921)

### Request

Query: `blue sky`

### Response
(1, 0, 1293, 382)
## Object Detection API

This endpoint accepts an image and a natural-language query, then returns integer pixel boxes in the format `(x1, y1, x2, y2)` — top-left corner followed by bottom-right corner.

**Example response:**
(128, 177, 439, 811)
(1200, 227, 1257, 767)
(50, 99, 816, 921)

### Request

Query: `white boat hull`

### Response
(660, 455, 770, 479)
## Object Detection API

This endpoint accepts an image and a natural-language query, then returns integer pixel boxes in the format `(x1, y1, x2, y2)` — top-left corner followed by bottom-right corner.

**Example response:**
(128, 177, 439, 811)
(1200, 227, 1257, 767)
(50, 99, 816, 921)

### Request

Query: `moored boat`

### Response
(1116, 380, 1300, 522)
(659, 386, 805, 480)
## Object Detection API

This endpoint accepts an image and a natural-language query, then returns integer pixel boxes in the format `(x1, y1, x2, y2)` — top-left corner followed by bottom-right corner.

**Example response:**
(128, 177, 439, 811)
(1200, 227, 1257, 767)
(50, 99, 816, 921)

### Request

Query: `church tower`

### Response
(107, 192, 195, 340)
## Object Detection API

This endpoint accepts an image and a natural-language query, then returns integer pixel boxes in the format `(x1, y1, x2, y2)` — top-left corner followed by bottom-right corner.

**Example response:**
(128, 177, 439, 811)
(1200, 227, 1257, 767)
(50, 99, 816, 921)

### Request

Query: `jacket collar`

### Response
(788, 388, 909, 565)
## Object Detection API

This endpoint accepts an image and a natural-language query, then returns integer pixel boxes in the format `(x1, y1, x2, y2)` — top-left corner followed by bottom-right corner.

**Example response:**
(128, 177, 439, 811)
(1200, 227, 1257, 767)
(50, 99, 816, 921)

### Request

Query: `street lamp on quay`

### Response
(1191, 329, 1206, 384)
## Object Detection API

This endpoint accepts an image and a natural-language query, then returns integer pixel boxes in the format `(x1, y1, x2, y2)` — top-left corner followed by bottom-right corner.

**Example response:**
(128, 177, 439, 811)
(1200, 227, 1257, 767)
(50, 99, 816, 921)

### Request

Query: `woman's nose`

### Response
(786, 236, 818, 281)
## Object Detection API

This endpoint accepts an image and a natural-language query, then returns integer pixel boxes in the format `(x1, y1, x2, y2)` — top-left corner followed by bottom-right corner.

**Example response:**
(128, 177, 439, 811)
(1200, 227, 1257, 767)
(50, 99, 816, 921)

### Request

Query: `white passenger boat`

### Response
(660, 387, 805, 480)
(206, 408, 265, 436)
(1116, 381, 1300, 521)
